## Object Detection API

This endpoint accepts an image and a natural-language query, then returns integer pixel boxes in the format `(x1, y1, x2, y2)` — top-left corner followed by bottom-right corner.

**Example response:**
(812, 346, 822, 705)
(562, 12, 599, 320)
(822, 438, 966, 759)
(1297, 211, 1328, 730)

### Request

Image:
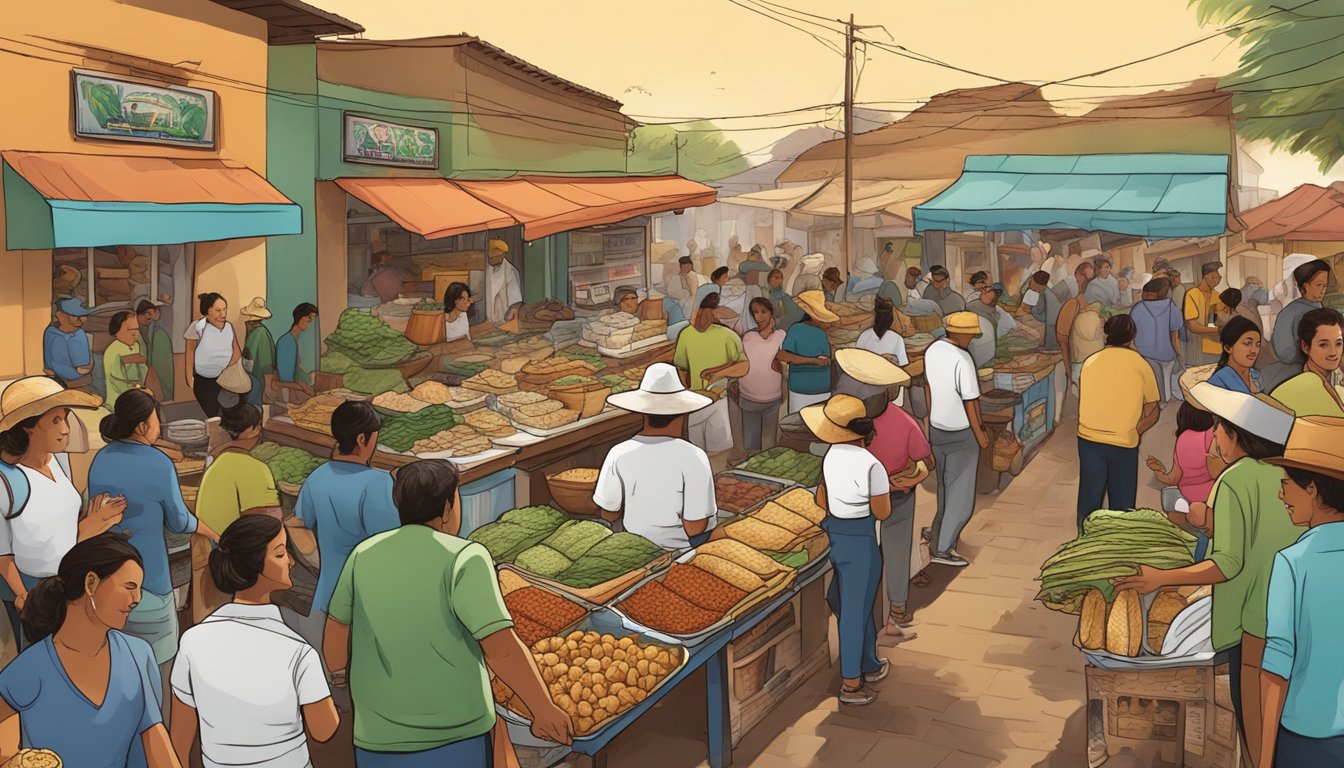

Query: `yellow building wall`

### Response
(0, 0, 271, 379)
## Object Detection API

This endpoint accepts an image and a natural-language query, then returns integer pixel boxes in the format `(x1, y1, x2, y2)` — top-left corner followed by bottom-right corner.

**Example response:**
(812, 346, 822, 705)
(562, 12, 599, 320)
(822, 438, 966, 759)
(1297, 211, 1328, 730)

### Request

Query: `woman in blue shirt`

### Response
(1207, 316, 1263, 395)
(1259, 418, 1344, 767)
(89, 390, 219, 691)
(0, 534, 179, 768)
(777, 291, 839, 413)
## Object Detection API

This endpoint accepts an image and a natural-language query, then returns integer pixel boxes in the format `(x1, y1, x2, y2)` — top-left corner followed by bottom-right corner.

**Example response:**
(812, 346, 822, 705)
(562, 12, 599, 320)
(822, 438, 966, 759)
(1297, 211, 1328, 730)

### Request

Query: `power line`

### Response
(748, 0, 845, 27)
(724, 0, 844, 55)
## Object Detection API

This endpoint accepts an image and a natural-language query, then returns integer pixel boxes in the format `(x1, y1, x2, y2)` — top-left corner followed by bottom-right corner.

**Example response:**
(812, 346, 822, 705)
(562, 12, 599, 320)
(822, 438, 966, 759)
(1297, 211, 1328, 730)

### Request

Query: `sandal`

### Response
(839, 683, 875, 706)
(888, 605, 914, 628)
(911, 571, 933, 587)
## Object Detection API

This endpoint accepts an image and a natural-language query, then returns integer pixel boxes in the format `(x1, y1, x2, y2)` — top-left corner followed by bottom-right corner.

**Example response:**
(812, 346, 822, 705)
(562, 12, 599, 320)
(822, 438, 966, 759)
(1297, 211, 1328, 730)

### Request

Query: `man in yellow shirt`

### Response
(1184, 261, 1225, 365)
(1076, 314, 1160, 529)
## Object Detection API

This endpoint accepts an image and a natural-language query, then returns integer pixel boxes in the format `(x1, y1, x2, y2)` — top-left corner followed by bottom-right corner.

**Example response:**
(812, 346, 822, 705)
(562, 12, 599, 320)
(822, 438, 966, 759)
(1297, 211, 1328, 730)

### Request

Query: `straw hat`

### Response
(0, 377, 102, 433)
(1188, 382, 1294, 446)
(835, 349, 911, 388)
(239, 297, 272, 320)
(606, 363, 712, 416)
(943, 311, 982, 336)
(1267, 416, 1344, 481)
(802, 394, 868, 444)
(793, 290, 838, 323)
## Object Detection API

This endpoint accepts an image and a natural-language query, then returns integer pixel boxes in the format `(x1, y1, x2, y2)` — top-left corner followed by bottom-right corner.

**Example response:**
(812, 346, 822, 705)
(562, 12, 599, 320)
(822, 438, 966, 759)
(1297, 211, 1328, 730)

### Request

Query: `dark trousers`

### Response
(193, 374, 223, 418)
(1076, 437, 1139, 530)
(1276, 726, 1344, 766)
(1227, 643, 1247, 757)
(823, 516, 882, 680)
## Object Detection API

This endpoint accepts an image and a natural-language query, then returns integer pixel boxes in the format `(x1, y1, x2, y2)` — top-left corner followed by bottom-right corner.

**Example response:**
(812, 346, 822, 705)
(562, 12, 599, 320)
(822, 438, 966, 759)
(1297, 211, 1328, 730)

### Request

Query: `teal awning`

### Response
(3, 151, 301, 249)
(913, 153, 1230, 238)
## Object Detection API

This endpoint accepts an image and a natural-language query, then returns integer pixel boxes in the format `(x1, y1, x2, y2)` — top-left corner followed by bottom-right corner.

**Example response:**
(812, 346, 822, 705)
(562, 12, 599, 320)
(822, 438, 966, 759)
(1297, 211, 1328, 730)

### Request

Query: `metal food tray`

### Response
(608, 549, 748, 647)
(713, 470, 797, 518)
(495, 608, 689, 748)
(498, 565, 602, 644)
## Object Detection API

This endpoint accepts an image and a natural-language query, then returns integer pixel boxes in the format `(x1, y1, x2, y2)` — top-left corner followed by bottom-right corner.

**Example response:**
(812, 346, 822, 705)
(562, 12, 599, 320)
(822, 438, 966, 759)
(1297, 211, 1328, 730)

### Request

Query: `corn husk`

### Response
(1105, 589, 1143, 657)
(1079, 589, 1106, 650)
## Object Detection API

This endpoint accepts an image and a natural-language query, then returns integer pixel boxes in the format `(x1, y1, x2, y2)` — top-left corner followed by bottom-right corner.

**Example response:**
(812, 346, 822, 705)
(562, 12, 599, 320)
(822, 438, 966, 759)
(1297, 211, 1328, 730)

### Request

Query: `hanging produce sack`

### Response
(217, 360, 253, 395)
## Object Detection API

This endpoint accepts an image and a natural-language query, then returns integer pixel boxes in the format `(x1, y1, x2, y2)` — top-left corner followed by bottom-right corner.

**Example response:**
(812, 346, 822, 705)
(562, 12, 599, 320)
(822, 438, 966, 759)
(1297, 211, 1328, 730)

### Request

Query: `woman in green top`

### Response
(240, 298, 276, 407)
(1270, 307, 1344, 418)
(1114, 382, 1301, 767)
(103, 311, 148, 407)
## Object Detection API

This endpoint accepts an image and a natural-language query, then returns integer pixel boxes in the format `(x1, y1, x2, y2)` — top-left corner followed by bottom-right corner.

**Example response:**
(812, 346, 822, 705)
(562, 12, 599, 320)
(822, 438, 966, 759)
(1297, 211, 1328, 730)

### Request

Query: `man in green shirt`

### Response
(103, 311, 148, 407)
(673, 292, 748, 458)
(324, 459, 571, 762)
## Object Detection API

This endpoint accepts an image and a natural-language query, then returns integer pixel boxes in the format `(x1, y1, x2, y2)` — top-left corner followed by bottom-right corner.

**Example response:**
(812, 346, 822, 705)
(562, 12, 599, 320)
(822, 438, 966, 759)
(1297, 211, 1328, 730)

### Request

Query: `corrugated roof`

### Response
(211, 0, 363, 44)
(1241, 182, 1344, 242)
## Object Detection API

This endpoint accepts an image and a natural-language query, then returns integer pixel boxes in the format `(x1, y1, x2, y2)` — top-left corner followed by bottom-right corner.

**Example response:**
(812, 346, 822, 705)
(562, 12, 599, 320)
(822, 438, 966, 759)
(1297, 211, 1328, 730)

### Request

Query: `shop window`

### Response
(345, 195, 523, 324)
(568, 225, 647, 310)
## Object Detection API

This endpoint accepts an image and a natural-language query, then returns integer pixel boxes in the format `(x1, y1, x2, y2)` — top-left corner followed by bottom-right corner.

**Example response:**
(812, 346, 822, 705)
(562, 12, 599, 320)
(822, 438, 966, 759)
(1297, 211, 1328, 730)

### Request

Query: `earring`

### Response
(88, 591, 97, 613)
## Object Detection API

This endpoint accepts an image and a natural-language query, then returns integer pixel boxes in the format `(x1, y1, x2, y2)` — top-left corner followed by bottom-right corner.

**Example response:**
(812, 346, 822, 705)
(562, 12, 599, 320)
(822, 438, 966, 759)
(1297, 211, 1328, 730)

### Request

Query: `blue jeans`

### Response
(356, 733, 490, 768)
(1277, 726, 1344, 766)
(1076, 438, 1139, 530)
(823, 516, 882, 680)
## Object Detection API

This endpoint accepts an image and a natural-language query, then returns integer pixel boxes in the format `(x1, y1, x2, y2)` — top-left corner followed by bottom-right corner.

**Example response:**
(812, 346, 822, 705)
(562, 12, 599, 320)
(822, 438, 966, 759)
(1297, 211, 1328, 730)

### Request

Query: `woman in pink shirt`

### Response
(1146, 402, 1225, 559)
(735, 298, 787, 452)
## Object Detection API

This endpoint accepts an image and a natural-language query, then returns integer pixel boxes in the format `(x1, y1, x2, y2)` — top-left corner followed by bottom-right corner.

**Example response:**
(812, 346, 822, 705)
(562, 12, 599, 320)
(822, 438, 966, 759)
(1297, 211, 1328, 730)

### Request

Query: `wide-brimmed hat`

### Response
(835, 349, 910, 388)
(1188, 382, 1294, 445)
(606, 363, 712, 416)
(0, 376, 103, 433)
(943, 311, 983, 336)
(1178, 364, 1217, 408)
(1266, 416, 1344, 481)
(793, 290, 839, 323)
(239, 297, 272, 319)
(802, 394, 868, 444)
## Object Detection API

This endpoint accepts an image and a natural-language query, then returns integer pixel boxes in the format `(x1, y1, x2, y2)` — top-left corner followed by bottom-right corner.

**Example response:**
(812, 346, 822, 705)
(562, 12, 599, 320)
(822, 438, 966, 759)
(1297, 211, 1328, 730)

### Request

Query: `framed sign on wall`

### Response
(343, 113, 438, 169)
(72, 70, 216, 149)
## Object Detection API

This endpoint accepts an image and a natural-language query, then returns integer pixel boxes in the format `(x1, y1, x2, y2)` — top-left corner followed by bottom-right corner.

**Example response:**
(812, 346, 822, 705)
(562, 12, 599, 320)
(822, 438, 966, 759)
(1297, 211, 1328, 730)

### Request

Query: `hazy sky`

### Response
(316, 0, 1342, 193)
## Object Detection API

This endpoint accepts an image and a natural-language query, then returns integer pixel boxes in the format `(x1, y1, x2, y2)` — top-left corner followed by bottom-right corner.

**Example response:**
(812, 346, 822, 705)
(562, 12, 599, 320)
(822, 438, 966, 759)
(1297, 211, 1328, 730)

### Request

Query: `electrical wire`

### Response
(724, 0, 844, 55)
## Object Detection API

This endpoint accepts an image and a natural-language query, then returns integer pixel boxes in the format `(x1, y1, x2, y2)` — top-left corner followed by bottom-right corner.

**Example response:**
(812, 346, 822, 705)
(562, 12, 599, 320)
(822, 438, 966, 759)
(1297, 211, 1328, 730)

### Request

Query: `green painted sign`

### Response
(73, 70, 215, 148)
(343, 113, 438, 169)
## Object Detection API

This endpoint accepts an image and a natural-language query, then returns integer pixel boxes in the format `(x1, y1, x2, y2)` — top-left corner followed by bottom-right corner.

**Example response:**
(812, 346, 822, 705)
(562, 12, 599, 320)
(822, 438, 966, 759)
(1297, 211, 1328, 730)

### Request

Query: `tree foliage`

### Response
(1191, 0, 1344, 171)
(627, 122, 750, 182)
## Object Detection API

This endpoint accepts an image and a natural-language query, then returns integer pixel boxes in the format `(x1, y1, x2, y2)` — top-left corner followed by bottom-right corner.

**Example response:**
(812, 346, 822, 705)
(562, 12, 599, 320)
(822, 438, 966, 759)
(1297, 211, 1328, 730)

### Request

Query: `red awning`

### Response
(334, 175, 716, 240)
(1241, 182, 1344, 242)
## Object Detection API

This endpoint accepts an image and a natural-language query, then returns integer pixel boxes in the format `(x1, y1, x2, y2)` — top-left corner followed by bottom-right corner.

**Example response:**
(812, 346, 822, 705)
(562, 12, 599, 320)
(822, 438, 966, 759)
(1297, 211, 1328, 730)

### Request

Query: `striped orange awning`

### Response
(335, 175, 717, 240)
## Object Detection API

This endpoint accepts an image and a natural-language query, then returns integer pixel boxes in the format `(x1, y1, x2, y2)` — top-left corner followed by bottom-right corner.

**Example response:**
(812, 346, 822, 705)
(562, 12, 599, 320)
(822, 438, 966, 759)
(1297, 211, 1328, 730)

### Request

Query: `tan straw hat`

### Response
(801, 394, 869, 444)
(1267, 416, 1344, 481)
(792, 290, 839, 323)
(239, 297, 272, 320)
(943, 311, 982, 336)
(0, 376, 102, 433)
(835, 348, 911, 388)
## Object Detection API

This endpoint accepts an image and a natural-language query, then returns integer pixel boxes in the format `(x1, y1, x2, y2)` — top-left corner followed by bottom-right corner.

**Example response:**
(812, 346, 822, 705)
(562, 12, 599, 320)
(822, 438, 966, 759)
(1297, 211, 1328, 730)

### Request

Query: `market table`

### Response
(569, 560, 831, 768)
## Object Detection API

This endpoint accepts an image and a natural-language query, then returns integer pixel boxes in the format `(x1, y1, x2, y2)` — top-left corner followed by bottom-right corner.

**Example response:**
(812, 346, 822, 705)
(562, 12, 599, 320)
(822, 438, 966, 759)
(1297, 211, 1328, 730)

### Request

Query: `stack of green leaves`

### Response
(512, 520, 612, 580)
(469, 506, 570, 562)
(737, 447, 822, 487)
(326, 308, 417, 366)
(377, 405, 461, 452)
(320, 349, 355, 375)
(557, 532, 663, 588)
(556, 347, 606, 370)
(414, 301, 445, 311)
(441, 359, 488, 377)
(343, 365, 408, 395)
(600, 374, 635, 394)
(249, 442, 323, 486)
(1036, 509, 1197, 613)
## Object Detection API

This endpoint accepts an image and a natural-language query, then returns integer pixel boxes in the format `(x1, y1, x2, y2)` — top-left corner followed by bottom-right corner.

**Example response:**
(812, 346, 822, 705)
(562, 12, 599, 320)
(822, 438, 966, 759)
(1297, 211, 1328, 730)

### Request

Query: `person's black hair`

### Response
(291, 302, 318, 326)
(443, 281, 470, 311)
(1292, 259, 1331, 291)
(1175, 401, 1215, 438)
(22, 533, 142, 645)
(1093, 257, 1110, 270)
(748, 297, 774, 319)
(1103, 314, 1137, 347)
(678, 255, 694, 266)
(845, 416, 876, 446)
(929, 265, 949, 278)
(135, 300, 157, 316)
(800, 312, 815, 324)
(711, 266, 729, 283)
(1216, 417, 1285, 461)
(208, 515, 284, 594)
(646, 413, 680, 429)
(1216, 316, 1261, 370)
(108, 311, 132, 336)
(332, 400, 381, 455)
(99, 389, 159, 443)
(220, 403, 263, 440)
(1219, 288, 1242, 311)
(1297, 307, 1344, 356)
(699, 291, 722, 310)
(822, 267, 843, 285)
(968, 271, 988, 285)
(393, 459, 461, 526)
(0, 416, 39, 457)
(1284, 467, 1344, 514)
(1031, 270, 1051, 286)
(873, 297, 895, 338)
(767, 268, 784, 282)
(198, 292, 225, 316)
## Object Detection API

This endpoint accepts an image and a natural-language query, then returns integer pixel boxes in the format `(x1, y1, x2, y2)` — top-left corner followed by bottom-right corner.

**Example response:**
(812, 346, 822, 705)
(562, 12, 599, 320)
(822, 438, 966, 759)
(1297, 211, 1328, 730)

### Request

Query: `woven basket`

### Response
(545, 471, 601, 517)
(404, 309, 445, 346)
(733, 651, 770, 701)
(550, 383, 611, 419)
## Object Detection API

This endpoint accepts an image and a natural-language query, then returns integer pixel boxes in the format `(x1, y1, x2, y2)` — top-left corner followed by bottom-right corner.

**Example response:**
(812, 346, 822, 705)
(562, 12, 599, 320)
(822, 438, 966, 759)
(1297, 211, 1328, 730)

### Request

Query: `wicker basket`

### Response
(545, 471, 602, 517)
(549, 383, 611, 419)
(404, 309, 445, 346)
(733, 651, 770, 701)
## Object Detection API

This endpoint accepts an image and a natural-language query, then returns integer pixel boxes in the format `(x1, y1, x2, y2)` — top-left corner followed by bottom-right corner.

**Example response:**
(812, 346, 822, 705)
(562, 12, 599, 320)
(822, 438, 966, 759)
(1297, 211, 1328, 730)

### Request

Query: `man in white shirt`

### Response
(485, 239, 522, 325)
(921, 312, 990, 567)
(593, 363, 718, 550)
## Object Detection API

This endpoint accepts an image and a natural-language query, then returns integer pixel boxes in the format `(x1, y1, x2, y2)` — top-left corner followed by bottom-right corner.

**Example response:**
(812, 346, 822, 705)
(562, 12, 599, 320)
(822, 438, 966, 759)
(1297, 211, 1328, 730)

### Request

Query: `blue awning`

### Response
(913, 154, 1230, 238)
(3, 151, 301, 249)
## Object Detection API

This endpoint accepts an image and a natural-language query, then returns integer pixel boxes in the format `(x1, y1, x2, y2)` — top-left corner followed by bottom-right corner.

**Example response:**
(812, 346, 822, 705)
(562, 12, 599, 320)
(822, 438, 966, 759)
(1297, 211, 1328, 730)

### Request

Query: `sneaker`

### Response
(839, 683, 876, 706)
(931, 550, 969, 567)
(863, 659, 891, 684)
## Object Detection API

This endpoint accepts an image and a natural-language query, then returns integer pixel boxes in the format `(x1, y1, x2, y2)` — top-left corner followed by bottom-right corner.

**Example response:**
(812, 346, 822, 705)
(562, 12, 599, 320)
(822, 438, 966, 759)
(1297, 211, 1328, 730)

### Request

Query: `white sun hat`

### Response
(606, 363, 713, 416)
(1188, 382, 1295, 445)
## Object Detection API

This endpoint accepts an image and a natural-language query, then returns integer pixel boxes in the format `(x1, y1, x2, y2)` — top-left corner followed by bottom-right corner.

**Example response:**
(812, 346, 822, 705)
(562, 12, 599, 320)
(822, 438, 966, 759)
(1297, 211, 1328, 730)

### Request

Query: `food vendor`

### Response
(239, 298, 276, 407)
(274, 303, 319, 400)
(614, 286, 641, 316)
(442, 282, 476, 345)
(594, 364, 718, 549)
(136, 300, 175, 401)
(484, 239, 521, 325)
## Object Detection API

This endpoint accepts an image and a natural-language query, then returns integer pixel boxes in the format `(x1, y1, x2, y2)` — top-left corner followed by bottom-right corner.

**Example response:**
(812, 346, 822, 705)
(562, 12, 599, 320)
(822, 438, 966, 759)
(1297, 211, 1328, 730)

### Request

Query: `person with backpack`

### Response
(0, 376, 124, 648)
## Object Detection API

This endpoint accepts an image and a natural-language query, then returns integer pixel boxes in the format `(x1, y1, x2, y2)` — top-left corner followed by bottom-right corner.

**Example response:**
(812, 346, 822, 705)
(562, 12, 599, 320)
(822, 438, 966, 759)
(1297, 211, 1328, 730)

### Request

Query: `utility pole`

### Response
(843, 14, 855, 277)
(674, 136, 683, 176)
